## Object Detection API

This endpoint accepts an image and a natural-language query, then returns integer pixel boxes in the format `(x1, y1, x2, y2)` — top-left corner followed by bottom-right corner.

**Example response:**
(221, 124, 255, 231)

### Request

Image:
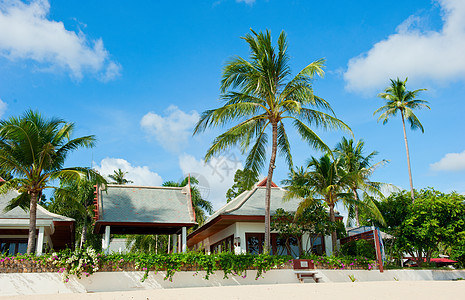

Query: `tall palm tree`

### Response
(283, 154, 352, 253)
(52, 168, 107, 248)
(108, 168, 133, 185)
(194, 29, 350, 251)
(0, 110, 96, 254)
(163, 176, 213, 226)
(334, 137, 387, 226)
(374, 78, 430, 201)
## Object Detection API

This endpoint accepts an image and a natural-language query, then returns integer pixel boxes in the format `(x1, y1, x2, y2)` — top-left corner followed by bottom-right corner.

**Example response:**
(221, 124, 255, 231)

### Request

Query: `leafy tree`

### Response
(0, 110, 96, 254)
(226, 169, 259, 202)
(334, 137, 388, 226)
(163, 176, 213, 227)
(271, 203, 337, 255)
(360, 190, 412, 231)
(362, 189, 465, 266)
(194, 29, 350, 251)
(50, 168, 107, 248)
(340, 239, 376, 259)
(283, 155, 352, 253)
(396, 189, 465, 266)
(374, 78, 430, 201)
(108, 168, 133, 185)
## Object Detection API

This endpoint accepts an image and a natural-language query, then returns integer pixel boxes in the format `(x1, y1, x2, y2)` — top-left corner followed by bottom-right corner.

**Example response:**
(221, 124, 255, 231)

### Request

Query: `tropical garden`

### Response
(0, 29, 464, 282)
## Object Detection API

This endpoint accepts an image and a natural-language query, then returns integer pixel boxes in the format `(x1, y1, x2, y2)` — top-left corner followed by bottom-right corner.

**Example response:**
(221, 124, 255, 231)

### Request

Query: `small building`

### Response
(187, 178, 342, 257)
(93, 184, 197, 253)
(0, 190, 75, 255)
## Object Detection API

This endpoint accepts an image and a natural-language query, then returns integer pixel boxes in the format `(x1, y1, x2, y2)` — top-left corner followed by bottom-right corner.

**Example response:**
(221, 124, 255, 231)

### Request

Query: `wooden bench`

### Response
(294, 270, 321, 283)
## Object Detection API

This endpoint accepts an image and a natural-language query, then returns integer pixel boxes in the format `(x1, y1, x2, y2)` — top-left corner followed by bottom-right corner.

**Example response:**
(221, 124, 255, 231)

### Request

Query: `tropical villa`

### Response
(0, 190, 75, 255)
(187, 178, 343, 257)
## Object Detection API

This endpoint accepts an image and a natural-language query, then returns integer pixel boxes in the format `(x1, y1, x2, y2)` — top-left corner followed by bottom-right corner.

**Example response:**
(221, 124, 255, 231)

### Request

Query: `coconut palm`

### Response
(194, 29, 350, 251)
(51, 168, 107, 248)
(374, 78, 430, 201)
(334, 137, 388, 226)
(163, 176, 213, 226)
(0, 110, 96, 254)
(108, 168, 133, 185)
(283, 154, 352, 253)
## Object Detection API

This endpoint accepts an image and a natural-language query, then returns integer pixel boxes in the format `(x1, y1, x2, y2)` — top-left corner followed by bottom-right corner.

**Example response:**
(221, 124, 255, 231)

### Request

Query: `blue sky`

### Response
(0, 0, 464, 211)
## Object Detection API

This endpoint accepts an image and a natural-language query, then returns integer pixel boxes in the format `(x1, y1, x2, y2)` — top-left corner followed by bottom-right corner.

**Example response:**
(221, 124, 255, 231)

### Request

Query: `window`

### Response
(246, 233, 264, 254)
(0, 239, 28, 255)
(246, 233, 301, 257)
(211, 235, 234, 253)
(311, 235, 325, 255)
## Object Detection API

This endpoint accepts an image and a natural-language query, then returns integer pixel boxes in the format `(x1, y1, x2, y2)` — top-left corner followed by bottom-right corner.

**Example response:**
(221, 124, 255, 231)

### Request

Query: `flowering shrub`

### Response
(104, 251, 291, 282)
(1, 248, 377, 283)
(50, 247, 100, 282)
(300, 254, 377, 270)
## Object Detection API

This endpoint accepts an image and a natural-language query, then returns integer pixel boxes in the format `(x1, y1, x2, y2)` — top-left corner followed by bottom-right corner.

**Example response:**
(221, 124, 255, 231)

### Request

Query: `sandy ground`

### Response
(1, 281, 465, 300)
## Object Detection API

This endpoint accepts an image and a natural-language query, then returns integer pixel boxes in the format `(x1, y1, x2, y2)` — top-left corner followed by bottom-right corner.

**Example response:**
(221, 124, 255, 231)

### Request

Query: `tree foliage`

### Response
(283, 154, 352, 253)
(47, 168, 107, 249)
(361, 189, 465, 266)
(334, 137, 388, 226)
(226, 169, 259, 202)
(108, 168, 133, 185)
(194, 29, 350, 251)
(271, 203, 339, 255)
(374, 78, 430, 200)
(0, 110, 96, 254)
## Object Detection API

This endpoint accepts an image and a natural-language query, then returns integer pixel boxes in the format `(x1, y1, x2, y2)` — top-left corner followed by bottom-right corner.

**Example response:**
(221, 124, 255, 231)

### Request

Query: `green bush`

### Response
(340, 240, 376, 259)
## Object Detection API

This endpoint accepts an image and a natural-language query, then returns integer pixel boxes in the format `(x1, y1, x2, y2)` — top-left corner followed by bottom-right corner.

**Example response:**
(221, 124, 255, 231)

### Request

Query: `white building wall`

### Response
(193, 221, 330, 255)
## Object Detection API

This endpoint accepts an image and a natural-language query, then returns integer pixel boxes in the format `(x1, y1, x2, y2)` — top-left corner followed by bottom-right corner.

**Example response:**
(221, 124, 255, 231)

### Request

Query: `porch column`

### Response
(103, 226, 111, 254)
(36, 227, 45, 255)
(181, 227, 187, 253)
(177, 234, 181, 253)
(172, 234, 177, 253)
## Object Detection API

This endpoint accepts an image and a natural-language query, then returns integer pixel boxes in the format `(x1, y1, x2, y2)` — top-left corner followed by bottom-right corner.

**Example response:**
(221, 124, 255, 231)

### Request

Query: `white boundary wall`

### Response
(1, 269, 465, 296)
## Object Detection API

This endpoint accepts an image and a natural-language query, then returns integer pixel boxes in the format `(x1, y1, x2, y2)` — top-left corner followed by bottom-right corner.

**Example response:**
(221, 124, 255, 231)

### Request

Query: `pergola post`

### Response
(182, 227, 187, 253)
(103, 226, 111, 254)
(172, 234, 177, 253)
(36, 226, 45, 255)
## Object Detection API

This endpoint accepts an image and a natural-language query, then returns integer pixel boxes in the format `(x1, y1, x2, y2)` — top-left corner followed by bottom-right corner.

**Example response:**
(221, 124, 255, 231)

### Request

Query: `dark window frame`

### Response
(210, 234, 234, 253)
(0, 238, 28, 255)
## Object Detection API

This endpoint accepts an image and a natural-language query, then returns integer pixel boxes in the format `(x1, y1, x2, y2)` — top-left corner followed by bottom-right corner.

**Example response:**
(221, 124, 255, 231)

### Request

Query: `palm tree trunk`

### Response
(401, 111, 415, 201)
(26, 191, 39, 255)
(80, 218, 87, 249)
(352, 189, 360, 227)
(264, 122, 278, 253)
(329, 202, 337, 254)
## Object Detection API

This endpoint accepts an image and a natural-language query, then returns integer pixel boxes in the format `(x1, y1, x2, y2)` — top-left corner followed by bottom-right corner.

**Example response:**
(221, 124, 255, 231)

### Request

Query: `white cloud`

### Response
(0, 0, 120, 80)
(344, 0, 465, 93)
(179, 153, 243, 210)
(140, 105, 199, 153)
(94, 157, 163, 186)
(0, 98, 7, 118)
(430, 150, 465, 171)
(236, 0, 256, 4)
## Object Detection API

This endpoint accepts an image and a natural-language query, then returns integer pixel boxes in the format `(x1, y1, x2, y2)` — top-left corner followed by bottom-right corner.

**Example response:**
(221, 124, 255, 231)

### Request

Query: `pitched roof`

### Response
(187, 177, 343, 246)
(0, 190, 74, 222)
(96, 184, 196, 224)
(204, 185, 298, 224)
